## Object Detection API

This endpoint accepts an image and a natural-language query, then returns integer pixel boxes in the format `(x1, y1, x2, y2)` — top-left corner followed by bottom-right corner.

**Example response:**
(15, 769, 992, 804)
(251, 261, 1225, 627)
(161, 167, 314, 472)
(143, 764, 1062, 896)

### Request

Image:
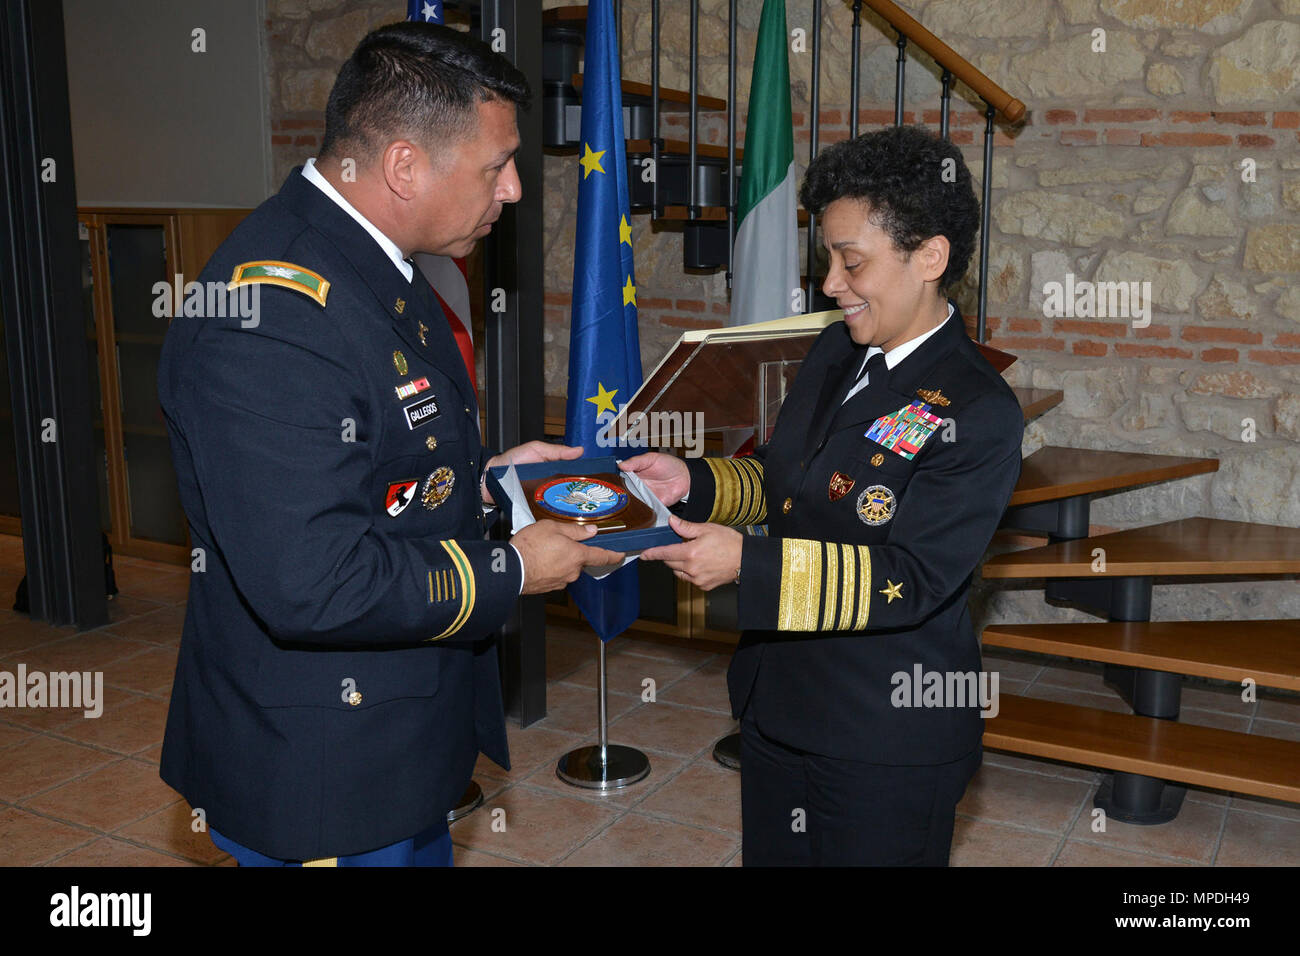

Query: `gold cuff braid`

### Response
(704, 457, 766, 526)
(775, 539, 872, 631)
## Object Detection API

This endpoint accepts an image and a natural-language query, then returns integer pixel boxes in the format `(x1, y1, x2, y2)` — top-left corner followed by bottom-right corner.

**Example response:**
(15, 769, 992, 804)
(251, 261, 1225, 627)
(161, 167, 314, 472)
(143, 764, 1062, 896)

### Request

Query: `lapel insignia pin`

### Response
(426, 435, 438, 451)
(916, 388, 950, 407)
(855, 484, 896, 526)
(879, 579, 903, 603)
(395, 298, 406, 314)
(870, 453, 884, 467)
(827, 471, 855, 501)
(393, 350, 408, 375)
(422, 466, 455, 510)
(418, 321, 428, 346)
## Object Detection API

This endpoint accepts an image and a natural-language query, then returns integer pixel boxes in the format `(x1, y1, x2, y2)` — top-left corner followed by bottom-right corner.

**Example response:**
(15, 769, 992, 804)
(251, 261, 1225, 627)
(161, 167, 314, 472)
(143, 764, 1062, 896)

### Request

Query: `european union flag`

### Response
(407, 0, 443, 23)
(565, 0, 643, 642)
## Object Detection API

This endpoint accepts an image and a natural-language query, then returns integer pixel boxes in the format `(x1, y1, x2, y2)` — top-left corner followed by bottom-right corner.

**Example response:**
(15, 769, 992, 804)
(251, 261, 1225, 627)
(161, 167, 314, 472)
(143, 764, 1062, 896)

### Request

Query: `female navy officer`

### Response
(624, 125, 1024, 866)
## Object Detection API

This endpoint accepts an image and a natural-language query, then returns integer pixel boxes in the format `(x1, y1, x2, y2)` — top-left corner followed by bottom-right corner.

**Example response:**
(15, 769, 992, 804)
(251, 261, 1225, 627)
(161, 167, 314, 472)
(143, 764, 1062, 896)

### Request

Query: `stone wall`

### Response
(265, 0, 1300, 625)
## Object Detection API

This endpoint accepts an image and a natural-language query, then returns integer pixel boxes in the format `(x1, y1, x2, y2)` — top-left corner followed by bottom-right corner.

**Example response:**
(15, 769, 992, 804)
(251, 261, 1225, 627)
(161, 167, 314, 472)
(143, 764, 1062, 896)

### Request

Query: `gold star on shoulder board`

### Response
(879, 579, 903, 604)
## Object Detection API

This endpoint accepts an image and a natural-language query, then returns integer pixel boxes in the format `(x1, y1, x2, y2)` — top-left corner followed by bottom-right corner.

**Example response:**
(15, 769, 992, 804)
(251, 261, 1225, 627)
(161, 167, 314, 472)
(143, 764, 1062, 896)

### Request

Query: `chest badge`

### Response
(828, 471, 855, 502)
(422, 467, 456, 510)
(916, 388, 950, 407)
(393, 350, 408, 375)
(856, 484, 896, 526)
(385, 479, 419, 517)
(870, 453, 885, 467)
(418, 321, 428, 346)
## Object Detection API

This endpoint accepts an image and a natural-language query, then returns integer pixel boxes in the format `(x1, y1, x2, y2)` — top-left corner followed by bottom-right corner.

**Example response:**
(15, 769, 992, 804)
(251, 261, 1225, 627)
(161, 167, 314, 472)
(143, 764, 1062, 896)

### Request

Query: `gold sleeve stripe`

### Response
(821, 541, 839, 631)
(851, 544, 872, 630)
(775, 540, 874, 632)
(777, 538, 823, 631)
(302, 857, 338, 867)
(430, 541, 476, 640)
(705, 457, 767, 526)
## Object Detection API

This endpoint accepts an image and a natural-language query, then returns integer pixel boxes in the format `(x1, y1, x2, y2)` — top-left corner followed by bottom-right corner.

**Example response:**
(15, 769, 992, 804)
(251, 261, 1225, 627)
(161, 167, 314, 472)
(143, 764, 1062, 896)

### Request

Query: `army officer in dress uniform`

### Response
(626, 125, 1024, 866)
(157, 22, 621, 867)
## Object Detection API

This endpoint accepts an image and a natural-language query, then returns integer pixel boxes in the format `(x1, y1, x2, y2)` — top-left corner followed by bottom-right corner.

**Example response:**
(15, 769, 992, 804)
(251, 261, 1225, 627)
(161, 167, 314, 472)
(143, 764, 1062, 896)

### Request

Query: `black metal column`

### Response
(482, 0, 546, 726)
(0, 0, 106, 629)
(1094, 572, 1186, 825)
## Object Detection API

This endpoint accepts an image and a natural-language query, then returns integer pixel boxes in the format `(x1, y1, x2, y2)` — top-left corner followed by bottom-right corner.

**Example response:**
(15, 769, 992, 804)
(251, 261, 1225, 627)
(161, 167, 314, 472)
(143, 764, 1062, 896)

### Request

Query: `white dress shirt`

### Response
(301, 158, 413, 282)
(842, 300, 955, 404)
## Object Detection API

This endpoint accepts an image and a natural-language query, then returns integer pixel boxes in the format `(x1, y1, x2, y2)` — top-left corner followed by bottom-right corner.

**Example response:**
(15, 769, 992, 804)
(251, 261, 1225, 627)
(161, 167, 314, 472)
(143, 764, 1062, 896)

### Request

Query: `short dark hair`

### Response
(320, 21, 531, 159)
(799, 125, 980, 291)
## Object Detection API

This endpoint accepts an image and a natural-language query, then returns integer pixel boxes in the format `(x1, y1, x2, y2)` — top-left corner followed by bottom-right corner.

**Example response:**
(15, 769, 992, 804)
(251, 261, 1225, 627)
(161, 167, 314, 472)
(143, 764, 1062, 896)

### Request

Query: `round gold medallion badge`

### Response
(855, 484, 896, 526)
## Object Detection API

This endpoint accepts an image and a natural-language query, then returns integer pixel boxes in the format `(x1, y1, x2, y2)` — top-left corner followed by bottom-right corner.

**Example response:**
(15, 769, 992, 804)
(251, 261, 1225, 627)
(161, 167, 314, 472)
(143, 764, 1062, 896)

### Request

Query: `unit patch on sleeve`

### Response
(385, 479, 419, 517)
(865, 400, 945, 460)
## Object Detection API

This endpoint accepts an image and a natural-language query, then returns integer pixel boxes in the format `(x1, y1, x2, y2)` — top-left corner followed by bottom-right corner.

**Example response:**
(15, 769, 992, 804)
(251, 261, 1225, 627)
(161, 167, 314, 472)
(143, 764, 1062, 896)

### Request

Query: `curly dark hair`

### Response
(799, 125, 980, 291)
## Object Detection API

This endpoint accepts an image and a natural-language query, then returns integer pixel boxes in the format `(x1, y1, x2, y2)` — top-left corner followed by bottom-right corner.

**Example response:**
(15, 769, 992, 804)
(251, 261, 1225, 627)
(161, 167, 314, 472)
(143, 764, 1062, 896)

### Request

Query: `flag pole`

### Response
(555, 0, 649, 791)
(556, 638, 649, 789)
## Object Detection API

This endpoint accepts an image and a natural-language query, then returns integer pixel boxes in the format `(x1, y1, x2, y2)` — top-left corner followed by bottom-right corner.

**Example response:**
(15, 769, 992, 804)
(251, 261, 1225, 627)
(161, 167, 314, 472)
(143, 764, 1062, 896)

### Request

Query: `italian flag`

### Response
(729, 0, 800, 326)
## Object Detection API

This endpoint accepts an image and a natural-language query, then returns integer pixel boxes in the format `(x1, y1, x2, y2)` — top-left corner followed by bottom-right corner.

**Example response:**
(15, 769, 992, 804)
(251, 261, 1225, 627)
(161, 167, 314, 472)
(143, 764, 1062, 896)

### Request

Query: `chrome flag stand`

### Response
(557, 639, 649, 789)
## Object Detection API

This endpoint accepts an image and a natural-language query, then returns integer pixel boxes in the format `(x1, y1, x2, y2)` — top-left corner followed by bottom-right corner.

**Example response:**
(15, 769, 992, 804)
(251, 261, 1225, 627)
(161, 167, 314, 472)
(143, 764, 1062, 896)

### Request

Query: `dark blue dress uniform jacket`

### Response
(681, 311, 1023, 766)
(157, 169, 520, 860)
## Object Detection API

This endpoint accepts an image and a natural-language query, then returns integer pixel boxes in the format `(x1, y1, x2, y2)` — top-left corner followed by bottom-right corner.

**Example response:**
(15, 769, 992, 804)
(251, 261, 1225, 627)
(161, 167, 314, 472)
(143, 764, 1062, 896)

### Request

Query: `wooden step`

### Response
(571, 75, 728, 112)
(625, 139, 742, 161)
(984, 694, 1300, 803)
(1009, 446, 1218, 508)
(1011, 387, 1062, 422)
(542, 5, 588, 26)
(983, 620, 1300, 691)
(983, 517, 1300, 579)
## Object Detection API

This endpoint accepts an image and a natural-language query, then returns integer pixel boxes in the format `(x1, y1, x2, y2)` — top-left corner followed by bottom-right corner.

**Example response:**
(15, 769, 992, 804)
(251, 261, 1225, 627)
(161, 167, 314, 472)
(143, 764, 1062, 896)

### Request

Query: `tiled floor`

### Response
(1, 534, 1297, 866)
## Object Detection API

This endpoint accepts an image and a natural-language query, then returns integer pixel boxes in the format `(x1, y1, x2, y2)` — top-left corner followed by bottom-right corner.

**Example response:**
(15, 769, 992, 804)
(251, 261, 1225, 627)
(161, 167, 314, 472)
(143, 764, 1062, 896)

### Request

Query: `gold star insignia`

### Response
(619, 215, 633, 247)
(579, 143, 606, 179)
(585, 382, 619, 416)
(622, 276, 637, 307)
(879, 580, 903, 604)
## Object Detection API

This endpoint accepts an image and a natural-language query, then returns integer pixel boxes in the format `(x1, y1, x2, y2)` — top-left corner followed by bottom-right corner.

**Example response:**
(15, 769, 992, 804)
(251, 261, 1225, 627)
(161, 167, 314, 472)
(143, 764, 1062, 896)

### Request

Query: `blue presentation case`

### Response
(487, 455, 682, 553)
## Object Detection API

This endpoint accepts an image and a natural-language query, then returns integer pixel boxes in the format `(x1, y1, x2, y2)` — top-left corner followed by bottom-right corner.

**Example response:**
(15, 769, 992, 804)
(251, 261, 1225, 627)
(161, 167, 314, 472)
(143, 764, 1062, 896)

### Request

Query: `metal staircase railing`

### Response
(542, 0, 1028, 342)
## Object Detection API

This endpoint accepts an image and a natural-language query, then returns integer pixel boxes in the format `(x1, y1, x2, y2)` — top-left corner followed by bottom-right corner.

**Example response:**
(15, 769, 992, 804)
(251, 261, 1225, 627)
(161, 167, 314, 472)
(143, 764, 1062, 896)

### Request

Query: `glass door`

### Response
(84, 214, 189, 562)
